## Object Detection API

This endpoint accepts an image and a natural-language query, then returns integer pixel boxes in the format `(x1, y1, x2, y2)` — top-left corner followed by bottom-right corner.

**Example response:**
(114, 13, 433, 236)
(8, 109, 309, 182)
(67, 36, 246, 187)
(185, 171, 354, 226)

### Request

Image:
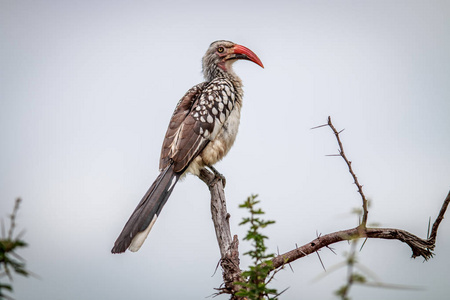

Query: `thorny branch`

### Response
(316, 116, 369, 227)
(200, 117, 449, 298)
(270, 209, 450, 270)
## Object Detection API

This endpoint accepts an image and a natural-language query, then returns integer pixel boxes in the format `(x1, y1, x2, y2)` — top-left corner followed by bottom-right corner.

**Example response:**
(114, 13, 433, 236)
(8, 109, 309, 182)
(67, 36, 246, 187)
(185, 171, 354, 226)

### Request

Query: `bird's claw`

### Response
(208, 166, 226, 188)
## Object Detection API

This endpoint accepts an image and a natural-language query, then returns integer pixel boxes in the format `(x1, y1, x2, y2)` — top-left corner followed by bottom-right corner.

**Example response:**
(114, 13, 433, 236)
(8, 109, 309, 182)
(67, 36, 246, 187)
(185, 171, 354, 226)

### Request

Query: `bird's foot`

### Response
(208, 166, 226, 188)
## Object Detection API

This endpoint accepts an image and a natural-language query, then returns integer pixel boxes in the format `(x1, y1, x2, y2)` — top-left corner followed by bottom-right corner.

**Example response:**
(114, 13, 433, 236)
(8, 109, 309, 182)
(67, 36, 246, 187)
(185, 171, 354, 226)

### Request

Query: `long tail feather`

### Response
(111, 164, 180, 253)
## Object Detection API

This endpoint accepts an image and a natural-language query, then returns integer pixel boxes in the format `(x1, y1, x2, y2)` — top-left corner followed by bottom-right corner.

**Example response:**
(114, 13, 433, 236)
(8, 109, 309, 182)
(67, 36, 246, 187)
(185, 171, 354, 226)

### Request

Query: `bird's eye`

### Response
(217, 47, 225, 53)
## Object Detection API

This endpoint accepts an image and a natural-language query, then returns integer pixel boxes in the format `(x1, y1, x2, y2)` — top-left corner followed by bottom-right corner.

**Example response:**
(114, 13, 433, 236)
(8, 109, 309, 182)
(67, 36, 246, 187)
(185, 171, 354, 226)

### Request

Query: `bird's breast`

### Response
(201, 105, 241, 165)
(185, 104, 241, 176)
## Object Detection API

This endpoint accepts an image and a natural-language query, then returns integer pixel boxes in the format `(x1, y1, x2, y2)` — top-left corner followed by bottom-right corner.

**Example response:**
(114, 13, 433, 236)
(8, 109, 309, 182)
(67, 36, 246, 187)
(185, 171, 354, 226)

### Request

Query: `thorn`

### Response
(338, 128, 345, 134)
(295, 243, 308, 256)
(326, 245, 337, 255)
(211, 258, 221, 277)
(311, 123, 328, 130)
(360, 238, 368, 251)
(325, 154, 341, 157)
(316, 251, 326, 271)
(275, 287, 290, 297)
(288, 262, 294, 273)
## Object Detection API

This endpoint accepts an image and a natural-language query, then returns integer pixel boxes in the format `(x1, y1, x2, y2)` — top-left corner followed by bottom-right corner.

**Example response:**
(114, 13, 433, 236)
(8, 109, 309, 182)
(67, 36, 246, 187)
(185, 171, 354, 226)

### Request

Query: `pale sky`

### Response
(1, 0, 449, 299)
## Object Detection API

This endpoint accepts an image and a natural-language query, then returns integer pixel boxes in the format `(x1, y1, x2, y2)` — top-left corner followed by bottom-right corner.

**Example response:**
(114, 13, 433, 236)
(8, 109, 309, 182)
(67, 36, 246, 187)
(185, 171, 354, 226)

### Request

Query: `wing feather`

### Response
(160, 79, 236, 173)
(160, 82, 210, 172)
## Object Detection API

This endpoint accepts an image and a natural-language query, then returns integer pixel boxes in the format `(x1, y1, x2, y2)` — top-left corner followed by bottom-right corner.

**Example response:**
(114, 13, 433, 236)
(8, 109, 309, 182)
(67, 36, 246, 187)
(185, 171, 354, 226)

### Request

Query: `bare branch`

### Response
(269, 118, 450, 275)
(326, 116, 369, 227)
(199, 169, 243, 298)
(271, 191, 449, 271)
(428, 191, 450, 245)
(199, 169, 233, 257)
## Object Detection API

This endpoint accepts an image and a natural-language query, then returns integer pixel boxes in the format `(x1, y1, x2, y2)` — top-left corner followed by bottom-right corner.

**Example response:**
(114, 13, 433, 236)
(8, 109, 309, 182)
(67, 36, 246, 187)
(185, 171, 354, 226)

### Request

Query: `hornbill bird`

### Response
(111, 40, 264, 253)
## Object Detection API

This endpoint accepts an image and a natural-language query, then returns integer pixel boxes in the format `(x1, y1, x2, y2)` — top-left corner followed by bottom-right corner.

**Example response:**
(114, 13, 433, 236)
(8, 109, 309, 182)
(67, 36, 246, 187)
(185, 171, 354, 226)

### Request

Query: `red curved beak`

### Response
(232, 44, 264, 68)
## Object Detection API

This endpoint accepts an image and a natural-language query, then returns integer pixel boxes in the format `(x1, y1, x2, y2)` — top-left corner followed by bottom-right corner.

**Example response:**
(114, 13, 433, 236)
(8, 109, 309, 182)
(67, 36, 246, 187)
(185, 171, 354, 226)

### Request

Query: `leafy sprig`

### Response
(0, 198, 29, 299)
(235, 195, 278, 300)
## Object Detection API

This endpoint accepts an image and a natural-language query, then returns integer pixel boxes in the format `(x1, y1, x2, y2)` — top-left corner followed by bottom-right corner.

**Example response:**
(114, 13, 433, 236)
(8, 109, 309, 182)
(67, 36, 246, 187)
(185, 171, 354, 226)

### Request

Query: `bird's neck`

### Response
(205, 64, 243, 96)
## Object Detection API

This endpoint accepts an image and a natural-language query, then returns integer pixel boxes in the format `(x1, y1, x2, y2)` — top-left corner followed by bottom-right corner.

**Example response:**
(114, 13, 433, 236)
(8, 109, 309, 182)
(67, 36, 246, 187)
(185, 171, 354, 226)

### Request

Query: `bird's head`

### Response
(202, 40, 264, 81)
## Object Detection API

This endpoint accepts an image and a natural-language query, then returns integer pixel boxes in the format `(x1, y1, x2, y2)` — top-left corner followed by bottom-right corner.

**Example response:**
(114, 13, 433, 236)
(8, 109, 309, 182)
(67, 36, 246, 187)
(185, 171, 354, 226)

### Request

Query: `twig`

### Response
(428, 191, 450, 245)
(7, 198, 22, 240)
(326, 116, 369, 227)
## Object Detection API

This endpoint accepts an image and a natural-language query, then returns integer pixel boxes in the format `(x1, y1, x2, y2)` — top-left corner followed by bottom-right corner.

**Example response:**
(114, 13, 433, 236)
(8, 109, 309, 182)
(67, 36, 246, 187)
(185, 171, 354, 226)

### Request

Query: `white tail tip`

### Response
(129, 214, 158, 252)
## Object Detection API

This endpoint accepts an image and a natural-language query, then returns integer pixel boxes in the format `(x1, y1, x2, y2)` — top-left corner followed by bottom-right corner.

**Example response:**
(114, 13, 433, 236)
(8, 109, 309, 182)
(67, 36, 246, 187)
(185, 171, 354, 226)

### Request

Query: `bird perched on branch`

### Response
(111, 40, 264, 253)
